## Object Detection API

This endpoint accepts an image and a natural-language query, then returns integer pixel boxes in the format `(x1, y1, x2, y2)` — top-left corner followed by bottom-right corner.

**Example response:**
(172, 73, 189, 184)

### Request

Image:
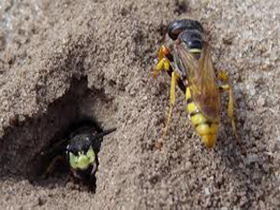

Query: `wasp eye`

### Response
(168, 21, 185, 40)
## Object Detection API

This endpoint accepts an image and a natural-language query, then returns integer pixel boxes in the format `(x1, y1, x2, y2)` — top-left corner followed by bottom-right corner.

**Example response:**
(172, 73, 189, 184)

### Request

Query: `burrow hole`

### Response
(0, 76, 117, 192)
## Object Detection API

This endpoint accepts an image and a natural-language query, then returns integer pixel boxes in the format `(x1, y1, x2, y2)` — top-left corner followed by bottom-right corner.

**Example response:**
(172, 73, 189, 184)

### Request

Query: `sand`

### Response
(0, 0, 280, 209)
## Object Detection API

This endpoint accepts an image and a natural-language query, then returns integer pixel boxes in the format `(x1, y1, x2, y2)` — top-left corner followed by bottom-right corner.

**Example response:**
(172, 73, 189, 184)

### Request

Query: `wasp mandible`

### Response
(153, 19, 237, 148)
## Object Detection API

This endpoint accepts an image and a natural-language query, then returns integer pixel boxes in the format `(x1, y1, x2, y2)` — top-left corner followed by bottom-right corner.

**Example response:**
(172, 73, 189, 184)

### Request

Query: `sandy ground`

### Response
(0, 0, 280, 209)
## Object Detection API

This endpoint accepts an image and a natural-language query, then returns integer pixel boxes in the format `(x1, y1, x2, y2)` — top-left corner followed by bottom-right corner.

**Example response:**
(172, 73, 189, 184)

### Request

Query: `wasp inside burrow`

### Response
(39, 120, 116, 190)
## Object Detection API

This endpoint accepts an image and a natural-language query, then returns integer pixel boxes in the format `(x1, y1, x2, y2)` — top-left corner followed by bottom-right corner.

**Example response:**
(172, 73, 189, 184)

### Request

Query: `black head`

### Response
(66, 133, 92, 155)
(168, 19, 204, 40)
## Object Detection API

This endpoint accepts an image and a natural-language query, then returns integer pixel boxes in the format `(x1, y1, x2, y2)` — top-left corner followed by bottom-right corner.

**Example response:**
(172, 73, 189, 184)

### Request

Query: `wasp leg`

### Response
(220, 84, 237, 137)
(217, 71, 237, 138)
(153, 45, 171, 78)
(218, 75, 247, 156)
(45, 155, 64, 177)
(154, 58, 170, 78)
(163, 71, 179, 136)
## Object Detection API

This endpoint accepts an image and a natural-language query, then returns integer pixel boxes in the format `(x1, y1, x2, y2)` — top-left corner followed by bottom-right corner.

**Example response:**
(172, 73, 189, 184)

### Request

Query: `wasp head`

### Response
(168, 19, 203, 41)
(66, 133, 97, 178)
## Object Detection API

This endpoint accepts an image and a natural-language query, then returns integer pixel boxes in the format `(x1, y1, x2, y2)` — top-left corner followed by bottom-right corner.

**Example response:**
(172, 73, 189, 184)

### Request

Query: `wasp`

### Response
(153, 19, 237, 148)
(65, 127, 116, 180)
(44, 122, 116, 181)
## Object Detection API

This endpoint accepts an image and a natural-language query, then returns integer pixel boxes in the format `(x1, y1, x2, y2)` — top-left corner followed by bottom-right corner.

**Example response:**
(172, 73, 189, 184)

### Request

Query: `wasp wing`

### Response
(176, 41, 221, 122)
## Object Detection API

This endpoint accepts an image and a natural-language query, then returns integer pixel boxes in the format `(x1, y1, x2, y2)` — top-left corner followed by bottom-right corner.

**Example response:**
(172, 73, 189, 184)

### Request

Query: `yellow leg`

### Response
(217, 71, 246, 155)
(217, 71, 229, 83)
(217, 71, 237, 138)
(153, 45, 170, 78)
(219, 84, 237, 138)
(163, 71, 179, 136)
(219, 77, 246, 155)
(158, 45, 165, 60)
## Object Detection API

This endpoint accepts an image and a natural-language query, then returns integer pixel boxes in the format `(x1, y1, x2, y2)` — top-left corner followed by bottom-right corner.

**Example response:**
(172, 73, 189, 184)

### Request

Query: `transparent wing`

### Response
(176, 41, 221, 121)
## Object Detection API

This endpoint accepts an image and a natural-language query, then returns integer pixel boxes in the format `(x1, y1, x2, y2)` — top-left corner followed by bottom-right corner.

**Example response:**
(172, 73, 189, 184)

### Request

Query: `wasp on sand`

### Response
(154, 19, 238, 148)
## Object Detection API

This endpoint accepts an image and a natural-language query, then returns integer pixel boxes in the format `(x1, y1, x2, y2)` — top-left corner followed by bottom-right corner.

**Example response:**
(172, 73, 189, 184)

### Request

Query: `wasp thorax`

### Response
(178, 30, 204, 50)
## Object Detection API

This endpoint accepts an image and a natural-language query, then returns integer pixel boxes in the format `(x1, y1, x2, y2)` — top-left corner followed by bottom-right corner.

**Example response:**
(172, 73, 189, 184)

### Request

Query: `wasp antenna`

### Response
(92, 128, 117, 141)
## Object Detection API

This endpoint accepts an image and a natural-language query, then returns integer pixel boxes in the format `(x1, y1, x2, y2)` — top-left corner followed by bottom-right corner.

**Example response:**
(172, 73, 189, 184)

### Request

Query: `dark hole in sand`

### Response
(36, 119, 104, 192)
(0, 76, 115, 193)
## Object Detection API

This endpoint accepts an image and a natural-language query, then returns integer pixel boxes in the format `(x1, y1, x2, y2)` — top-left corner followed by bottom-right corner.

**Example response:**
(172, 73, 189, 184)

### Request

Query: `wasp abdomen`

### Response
(186, 87, 219, 148)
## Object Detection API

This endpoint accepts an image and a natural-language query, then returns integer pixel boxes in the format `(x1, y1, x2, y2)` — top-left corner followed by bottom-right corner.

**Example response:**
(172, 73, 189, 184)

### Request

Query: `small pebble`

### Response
(204, 187, 211, 195)
(257, 97, 265, 108)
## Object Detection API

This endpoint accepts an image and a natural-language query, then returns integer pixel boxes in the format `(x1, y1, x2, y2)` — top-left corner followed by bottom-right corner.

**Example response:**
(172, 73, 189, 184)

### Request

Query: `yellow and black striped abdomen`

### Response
(186, 87, 219, 148)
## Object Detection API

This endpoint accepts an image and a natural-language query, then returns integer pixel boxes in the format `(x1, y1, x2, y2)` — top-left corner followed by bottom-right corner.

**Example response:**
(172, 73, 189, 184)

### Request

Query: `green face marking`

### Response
(69, 146, 95, 170)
